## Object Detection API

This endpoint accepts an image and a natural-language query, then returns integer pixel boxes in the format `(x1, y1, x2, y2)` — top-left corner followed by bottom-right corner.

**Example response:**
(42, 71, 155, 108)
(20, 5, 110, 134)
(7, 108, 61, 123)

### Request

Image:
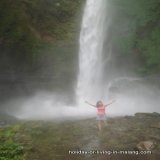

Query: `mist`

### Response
(1, 74, 159, 120)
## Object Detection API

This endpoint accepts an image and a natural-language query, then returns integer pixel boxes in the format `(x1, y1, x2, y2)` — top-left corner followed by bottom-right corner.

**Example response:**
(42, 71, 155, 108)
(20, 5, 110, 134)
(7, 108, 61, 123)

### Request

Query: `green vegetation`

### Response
(0, 0, 83, 46)
(0, 143, 25, 160)
(0, 125, 27, 160)
(0, 0, 83, 62)
(108, 0, 160, 74)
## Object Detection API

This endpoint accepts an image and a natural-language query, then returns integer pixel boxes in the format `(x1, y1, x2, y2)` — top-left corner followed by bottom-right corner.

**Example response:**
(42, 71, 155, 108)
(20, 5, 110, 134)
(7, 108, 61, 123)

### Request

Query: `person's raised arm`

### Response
(85, 101, 96, 107)
(104, 100, 115, 107)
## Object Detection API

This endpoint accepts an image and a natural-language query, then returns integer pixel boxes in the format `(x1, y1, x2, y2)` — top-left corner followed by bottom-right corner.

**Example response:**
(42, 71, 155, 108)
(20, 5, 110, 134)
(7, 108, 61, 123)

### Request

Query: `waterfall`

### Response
(7, 0, 160, 120)
(77, 0, 107, 103)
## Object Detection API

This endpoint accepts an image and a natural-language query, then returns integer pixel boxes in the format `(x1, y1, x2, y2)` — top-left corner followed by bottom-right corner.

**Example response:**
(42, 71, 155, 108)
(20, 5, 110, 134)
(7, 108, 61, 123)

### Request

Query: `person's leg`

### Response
(100, 120, 106, 130)
(97, 120, 102, 131)
(101, 120, 104, 128)
(103, 114, 107, 126)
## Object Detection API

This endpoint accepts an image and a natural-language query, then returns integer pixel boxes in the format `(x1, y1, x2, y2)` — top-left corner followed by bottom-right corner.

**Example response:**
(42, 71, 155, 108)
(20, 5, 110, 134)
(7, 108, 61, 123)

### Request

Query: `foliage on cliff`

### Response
(0, 0, 84, 95)
(108, 0, 160, 74)
(0, 0, 82, 46)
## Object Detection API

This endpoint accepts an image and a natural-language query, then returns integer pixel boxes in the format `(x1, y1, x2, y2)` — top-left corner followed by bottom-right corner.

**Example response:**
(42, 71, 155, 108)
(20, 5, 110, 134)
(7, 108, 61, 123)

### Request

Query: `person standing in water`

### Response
(85, 100, 115, 131)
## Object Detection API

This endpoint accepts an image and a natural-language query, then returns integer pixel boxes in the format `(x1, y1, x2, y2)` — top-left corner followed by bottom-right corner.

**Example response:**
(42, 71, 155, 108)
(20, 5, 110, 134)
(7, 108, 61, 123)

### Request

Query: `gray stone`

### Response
(151, 122, 160, 129)
(136, 141, 155, 151)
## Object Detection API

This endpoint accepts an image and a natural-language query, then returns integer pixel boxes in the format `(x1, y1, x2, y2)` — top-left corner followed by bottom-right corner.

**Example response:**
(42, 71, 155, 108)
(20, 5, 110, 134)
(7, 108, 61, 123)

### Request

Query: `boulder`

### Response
(150, 122, 160, 129)
(136, 141, 155, 151)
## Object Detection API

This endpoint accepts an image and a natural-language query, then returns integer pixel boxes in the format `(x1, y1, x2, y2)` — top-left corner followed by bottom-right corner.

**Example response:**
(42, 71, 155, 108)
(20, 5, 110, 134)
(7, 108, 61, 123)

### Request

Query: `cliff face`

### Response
(0, 0, 83, 44)
(0, 0, 84, 103)
(106, 0, 160, 75)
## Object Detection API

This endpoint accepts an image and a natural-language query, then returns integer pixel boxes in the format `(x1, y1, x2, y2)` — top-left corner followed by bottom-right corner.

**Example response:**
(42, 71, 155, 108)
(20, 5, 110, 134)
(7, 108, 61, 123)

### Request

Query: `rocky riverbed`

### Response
(0, 112, 159, 160)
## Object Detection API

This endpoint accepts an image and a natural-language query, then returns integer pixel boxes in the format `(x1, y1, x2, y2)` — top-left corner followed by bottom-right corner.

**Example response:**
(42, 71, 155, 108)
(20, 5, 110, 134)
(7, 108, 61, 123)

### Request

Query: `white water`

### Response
(77, 0, 107, 102)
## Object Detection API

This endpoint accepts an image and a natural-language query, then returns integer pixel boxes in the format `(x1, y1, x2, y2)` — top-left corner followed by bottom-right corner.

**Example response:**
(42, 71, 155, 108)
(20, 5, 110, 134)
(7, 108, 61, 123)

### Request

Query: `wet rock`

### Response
(136, 141, 155, 151)
(0, 113, 18, 127)
(135, 113, 149, 118)
(149, 136, 160, 141)
(150, 122, 160, 129)
(0, 122, 10, 128)
(135, 112, 160, 118)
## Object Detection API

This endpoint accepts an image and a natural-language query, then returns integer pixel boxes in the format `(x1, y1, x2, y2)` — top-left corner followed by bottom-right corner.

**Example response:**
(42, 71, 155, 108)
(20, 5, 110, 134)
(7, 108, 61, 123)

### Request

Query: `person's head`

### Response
(96, 100, 103, 107)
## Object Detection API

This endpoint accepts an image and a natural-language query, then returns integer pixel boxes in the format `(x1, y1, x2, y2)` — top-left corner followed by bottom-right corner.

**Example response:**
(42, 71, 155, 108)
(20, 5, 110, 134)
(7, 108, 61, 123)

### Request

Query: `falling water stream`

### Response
(77, 0, 107, 103)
